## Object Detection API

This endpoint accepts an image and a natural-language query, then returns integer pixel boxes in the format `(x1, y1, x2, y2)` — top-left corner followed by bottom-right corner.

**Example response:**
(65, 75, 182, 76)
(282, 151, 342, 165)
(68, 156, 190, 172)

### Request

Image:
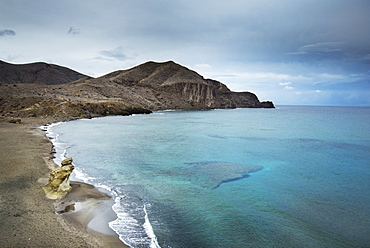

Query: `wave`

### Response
(42, 123, 68, 165)
(143, 204, 161, 248)
(109, 185, 162, 248)
(46, 123, 162, 248)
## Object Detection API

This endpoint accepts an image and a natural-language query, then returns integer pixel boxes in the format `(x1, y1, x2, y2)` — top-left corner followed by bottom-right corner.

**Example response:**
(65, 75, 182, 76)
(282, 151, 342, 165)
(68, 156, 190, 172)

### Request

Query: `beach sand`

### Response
(0, 119, 128, 248)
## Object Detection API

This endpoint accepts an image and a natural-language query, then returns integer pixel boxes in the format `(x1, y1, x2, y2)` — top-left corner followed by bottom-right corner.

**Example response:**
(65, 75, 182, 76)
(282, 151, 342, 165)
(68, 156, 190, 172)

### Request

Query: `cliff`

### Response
(73, 61, 274, 110)
(0, 60, 273, 122)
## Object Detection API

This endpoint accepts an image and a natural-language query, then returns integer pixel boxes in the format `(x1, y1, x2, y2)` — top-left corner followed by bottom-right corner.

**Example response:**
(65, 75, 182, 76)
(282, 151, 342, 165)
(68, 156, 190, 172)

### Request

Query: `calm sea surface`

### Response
(47, 106, 370, 248)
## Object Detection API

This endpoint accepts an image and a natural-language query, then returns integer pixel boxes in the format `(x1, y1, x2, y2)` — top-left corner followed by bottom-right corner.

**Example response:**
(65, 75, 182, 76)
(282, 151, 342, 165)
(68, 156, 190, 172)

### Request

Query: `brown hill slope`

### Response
(0, 60, 273, 123)
(0, 60, 89, 85)
(76, 61, 274, 109)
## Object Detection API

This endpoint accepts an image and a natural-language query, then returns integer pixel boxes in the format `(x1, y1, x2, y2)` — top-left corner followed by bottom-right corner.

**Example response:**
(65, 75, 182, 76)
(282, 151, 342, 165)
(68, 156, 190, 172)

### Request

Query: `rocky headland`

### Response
(0, 60, 273, 123)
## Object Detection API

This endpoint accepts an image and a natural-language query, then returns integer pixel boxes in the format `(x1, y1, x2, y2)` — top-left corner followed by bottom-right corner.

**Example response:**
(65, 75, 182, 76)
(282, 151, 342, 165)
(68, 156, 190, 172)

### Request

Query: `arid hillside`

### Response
(0, 60, 89, 85)
(0, 60, 274, 123)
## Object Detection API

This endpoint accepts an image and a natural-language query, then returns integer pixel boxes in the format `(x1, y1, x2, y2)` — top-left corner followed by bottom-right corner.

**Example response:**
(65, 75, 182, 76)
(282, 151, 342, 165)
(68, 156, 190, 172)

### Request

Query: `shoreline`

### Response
(0, 118, 128, 247)
(55, 181, 128, 248)
(44, 121, 130, 247)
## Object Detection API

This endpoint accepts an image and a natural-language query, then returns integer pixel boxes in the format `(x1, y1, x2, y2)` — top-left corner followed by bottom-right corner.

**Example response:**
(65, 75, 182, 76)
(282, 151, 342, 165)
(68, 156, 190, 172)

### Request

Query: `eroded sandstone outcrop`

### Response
(43, 158, 74, 199)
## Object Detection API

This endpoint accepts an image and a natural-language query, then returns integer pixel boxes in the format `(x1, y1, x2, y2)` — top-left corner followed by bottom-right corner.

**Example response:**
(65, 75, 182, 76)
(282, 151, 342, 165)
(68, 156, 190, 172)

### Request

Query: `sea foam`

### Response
(109, 185, 162, 248)
(46, 123, 161, 248)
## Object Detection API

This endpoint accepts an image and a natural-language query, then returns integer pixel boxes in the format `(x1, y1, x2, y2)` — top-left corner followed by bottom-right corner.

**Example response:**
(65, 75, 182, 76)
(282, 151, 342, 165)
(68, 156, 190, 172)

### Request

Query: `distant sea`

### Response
(47, 106, 370, 248)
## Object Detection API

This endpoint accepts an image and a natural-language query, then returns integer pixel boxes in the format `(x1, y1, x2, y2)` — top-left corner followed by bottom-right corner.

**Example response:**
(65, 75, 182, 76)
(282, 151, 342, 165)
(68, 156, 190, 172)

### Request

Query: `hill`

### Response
(0, 60, 89, 85)
(0, 60, 274, 123)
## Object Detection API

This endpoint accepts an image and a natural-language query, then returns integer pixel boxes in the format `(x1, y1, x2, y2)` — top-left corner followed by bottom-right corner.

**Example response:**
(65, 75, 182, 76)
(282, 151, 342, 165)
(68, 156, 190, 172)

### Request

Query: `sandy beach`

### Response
(0, 119, 128, 248)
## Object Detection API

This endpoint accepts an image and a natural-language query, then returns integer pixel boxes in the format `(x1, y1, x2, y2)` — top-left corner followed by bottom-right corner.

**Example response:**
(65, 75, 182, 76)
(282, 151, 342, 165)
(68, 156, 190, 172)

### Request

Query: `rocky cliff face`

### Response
(0, 60, 273, 122)
(83, 61, 274, 110)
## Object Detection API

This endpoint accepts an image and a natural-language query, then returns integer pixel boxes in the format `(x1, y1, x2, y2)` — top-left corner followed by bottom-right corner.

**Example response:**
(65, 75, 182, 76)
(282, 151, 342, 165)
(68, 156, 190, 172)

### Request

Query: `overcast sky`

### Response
(1, 0, 369, 106)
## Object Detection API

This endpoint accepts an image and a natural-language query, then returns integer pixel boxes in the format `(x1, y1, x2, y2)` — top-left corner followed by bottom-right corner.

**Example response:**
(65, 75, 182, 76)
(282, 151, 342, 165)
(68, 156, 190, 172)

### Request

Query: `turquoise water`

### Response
(47, 106, 370, 248)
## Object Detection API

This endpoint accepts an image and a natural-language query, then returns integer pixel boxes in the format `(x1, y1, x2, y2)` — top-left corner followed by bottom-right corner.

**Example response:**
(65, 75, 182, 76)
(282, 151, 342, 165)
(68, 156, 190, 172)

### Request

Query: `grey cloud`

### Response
(287, 41, 370, 73)
(296, 42, 346, 54)
(0, 29, 16, 37)
(207, 0, 370, 64)
(67, 26, 80, 36)
(98, 46, 133, 61)
(286, 42, 347, 58)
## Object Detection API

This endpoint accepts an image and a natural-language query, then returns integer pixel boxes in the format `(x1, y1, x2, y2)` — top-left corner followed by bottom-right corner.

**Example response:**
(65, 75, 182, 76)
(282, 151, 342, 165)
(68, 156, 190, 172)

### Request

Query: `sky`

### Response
(1, 0, 369, 106)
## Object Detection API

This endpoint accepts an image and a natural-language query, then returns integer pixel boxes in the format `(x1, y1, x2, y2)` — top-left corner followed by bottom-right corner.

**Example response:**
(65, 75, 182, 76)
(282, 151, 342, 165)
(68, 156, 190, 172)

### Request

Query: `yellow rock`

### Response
(43, 158, 75, 199)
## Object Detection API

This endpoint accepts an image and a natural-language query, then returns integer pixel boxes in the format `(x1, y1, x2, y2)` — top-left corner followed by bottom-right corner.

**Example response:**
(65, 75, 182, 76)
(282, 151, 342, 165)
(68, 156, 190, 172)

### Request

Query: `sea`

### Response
(45, 105, 370, 248)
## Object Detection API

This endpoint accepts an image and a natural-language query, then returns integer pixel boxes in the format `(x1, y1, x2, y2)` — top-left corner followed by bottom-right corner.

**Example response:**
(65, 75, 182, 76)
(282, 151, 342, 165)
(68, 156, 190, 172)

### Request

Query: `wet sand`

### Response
(0, 119, 128, 247)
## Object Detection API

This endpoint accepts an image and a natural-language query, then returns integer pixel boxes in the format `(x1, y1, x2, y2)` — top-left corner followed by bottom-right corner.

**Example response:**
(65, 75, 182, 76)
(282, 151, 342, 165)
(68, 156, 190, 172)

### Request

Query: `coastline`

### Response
(0, 118, 128, 248)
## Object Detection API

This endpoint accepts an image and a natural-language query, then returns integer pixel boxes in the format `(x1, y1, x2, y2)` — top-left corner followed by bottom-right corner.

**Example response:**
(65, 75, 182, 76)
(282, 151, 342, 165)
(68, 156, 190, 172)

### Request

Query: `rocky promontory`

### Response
(0, 60, 274, 122)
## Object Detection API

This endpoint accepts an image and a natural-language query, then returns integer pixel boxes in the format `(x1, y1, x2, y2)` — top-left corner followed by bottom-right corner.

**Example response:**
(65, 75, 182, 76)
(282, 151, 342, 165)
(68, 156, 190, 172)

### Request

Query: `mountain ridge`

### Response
(0, 60, 274, 123)
(0, 60, 90, 85)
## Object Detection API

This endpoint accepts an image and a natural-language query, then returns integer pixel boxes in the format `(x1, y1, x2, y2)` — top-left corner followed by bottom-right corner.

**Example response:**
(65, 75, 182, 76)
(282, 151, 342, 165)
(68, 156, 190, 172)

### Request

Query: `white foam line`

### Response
(143, 204, 161, 248)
